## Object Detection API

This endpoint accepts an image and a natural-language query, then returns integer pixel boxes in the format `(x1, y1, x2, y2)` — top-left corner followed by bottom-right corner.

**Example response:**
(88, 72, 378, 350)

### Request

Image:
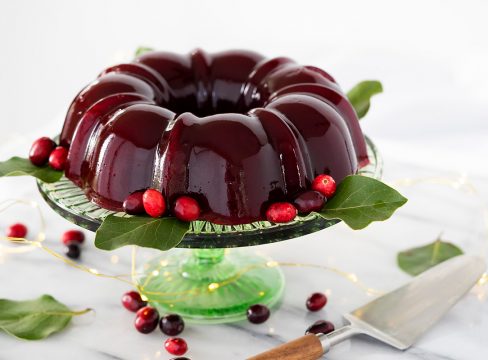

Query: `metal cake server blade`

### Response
(248, 255, 485, 360)
(320, 254, 486, 352)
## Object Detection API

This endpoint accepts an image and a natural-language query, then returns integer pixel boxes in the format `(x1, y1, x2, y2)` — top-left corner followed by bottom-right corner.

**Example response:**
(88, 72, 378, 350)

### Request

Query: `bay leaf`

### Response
(0, 295, 78, 340)
(135, 46, 154, 57)
(317, 175, 407, 230)
(398, 239, 463, 276)
(0, 156, 63, 183)
(347, 80, 383, 119)
(95, 214, 190, 251)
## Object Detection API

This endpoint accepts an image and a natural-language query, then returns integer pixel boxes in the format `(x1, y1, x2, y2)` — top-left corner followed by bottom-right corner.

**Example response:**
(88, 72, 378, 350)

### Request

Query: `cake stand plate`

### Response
(37, 137, 382, 323)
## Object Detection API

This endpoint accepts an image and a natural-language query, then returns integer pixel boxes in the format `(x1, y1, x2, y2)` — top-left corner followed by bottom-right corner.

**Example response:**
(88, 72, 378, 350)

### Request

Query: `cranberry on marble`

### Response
(246, 304, 270, 324)
(122, 291, 147, 312)
(65, 243, 81, 259)
(61, 229, 85, 245)
(6, 223, 28, 238)
(135, 306, 159, 334)
(160, 313, 185, 336)
(164, 337, 188, 356)
(306, 292, 328, 312)
(305, 320, 335, 335)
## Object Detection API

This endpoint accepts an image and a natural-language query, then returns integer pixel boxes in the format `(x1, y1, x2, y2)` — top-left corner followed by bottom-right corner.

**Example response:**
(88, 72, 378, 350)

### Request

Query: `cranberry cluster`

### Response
(265, 174, 337, 223)
(5, 222, 84, 260)
(29, 137, 68, 170)
(245, 292, 335, 338)
(124, 174, 336, 224)
(121, 290, 188, 357)
(62, 229, 85, 259)
(119, 288, 334, 356)
(123, 189, 201, 223)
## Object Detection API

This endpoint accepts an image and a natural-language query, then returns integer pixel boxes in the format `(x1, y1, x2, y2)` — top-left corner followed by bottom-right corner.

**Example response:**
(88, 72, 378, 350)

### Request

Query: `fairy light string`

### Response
(0, 175, 487, 306)
(1, 236, 382, 303)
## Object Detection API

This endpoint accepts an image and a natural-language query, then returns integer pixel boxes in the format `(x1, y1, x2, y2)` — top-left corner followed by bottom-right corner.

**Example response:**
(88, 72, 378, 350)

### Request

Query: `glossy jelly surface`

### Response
(61, 49, 369, 224)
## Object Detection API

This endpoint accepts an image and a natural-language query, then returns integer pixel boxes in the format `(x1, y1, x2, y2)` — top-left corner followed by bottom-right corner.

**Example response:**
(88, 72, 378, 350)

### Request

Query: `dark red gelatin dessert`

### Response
(61, 49, 369, 225)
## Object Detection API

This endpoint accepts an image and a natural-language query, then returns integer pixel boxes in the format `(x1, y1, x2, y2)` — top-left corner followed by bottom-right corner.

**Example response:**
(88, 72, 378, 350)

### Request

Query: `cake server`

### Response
(248, 255, 485, 360)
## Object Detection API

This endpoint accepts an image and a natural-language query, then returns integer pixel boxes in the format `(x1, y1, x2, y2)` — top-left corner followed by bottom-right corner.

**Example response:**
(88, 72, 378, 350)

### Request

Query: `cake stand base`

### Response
(138, 248, 285, 324)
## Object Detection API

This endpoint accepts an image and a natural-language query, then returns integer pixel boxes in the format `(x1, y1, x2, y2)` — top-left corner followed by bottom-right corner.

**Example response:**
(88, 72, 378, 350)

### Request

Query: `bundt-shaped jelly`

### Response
(60, 49, 369, 225)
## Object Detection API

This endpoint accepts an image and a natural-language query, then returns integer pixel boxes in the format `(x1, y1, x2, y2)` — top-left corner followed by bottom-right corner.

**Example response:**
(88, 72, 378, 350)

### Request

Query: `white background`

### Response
(1, 1, 488, 359)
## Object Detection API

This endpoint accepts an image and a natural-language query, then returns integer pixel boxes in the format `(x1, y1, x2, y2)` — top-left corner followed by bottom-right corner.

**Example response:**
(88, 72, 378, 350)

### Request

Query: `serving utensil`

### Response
(248, 255, 485, 360)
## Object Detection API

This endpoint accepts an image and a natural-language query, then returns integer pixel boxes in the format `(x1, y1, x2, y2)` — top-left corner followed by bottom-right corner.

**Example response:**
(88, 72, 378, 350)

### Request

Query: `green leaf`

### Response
(0, 157, 63, 183)
(0, 295, 78, 340)
(135, 46, 154, 57)
(95, 214, 190, 251)
(347, 80, 383, 119)
(397, 238, 464, 276)
(316, 175, 407, 230)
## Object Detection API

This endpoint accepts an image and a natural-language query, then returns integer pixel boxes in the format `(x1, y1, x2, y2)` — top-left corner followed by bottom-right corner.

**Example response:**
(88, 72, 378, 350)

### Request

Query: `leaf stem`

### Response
(70, 308, 94, 317)
(430, 233, 444, 265)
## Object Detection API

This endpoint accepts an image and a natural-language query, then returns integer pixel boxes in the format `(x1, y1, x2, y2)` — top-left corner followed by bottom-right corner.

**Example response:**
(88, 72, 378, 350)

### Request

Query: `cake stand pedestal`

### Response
(37, 137, 381, 323)
(139, 248, 284, 324)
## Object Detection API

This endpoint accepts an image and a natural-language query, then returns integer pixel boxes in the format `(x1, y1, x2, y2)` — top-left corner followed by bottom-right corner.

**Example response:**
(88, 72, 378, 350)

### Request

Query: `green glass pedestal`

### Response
(139, 248, 284, 323)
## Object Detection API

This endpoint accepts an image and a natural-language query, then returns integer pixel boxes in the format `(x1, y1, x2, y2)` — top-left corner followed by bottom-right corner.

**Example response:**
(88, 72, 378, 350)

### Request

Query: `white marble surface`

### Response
(1, 1, 488, 359)
(0, 158, 487, 360)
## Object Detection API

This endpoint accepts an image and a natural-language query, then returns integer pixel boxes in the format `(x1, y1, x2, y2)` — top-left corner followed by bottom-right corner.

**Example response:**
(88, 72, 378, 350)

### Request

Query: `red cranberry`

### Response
(142, 189, 166, 218)
(160, 313, 185, 336)
(265, 202, 297, 223)
(48, 146, 68, 171)
(123, 191, 145, 215)
(29, 137, 57, 166)
(246, 304, 270, 324)
(135, 306, 159, 334)
(164, 337, 188, 356)
(306, 292, 328, 312)
(6, 223, 28, 238)
(65, 243, 81, 259)
(174, 196, 200, 222)
(312, 174, 336, 199)
(305, 320, 335, 335)
(294, 191, 326, 214)
(122, 291, 147, 312)
(61, 229, 85, 245)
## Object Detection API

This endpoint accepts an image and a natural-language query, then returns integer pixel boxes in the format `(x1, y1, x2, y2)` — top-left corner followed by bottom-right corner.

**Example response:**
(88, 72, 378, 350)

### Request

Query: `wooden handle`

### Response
(247, 334, 324, 360)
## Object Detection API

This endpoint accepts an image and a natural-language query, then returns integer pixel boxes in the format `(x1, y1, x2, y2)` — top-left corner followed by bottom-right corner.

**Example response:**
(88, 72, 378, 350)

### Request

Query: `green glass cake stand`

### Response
(37, 137, 382, 324)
